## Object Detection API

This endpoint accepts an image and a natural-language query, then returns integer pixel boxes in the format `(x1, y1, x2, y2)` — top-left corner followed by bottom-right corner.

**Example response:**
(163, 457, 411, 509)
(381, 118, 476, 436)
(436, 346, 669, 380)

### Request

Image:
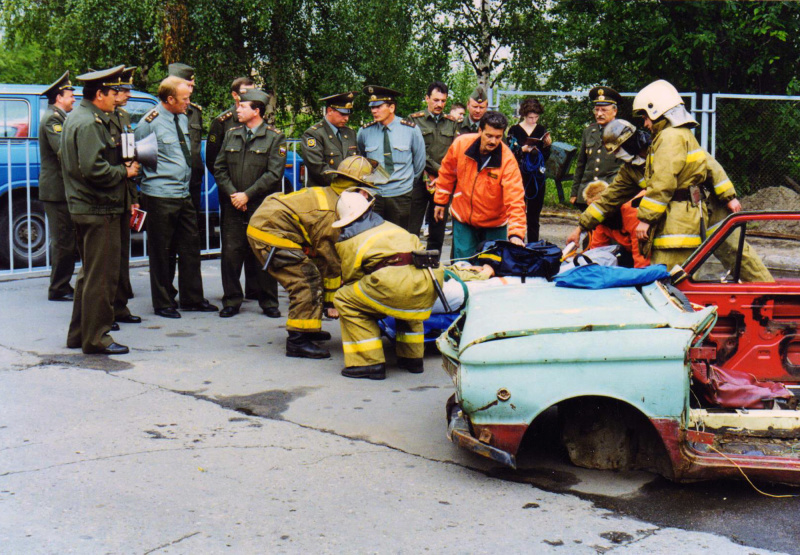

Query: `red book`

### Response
(130, 208, 147, 232)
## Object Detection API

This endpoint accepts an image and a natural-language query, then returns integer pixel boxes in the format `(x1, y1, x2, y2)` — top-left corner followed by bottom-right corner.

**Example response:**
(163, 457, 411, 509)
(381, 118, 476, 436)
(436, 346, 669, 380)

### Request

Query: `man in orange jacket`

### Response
(433, 111, 526, 261)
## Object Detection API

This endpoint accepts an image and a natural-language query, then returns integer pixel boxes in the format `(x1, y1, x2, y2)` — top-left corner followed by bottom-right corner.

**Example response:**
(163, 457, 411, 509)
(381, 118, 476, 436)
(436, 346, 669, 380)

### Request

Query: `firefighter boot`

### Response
(286, 331, 331, 359)
(341, 363, 386, 380)
(397, 357, 424, 374)
(306, 330, 332, 341)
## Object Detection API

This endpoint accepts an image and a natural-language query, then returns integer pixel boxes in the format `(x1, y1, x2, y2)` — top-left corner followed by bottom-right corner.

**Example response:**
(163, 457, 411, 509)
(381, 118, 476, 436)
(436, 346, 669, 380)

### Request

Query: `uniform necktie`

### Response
(173, 114, 191, 167)
(382, 126, 394, 174)
(246, 129, 253, 143)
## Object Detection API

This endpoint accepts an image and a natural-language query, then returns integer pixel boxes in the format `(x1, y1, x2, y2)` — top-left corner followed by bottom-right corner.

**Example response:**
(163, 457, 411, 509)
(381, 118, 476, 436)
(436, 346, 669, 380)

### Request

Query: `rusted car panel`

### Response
(439, 278, 800, 484)
(676, 211, 800, 385)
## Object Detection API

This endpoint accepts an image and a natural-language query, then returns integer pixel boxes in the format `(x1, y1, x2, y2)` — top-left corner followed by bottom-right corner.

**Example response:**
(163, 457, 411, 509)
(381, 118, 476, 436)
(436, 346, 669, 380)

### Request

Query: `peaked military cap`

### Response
(321, 91, 356, 114)
(239, 89, 270, 105)
(168, 63, 195, 82)
(470, 86, 488, 103)
(76, 65, 126, 87)
(42, 71, 75, 99)
(589, 86, 622, 106)
(363, 85, 401, 107)
(118, 66, 137, 90)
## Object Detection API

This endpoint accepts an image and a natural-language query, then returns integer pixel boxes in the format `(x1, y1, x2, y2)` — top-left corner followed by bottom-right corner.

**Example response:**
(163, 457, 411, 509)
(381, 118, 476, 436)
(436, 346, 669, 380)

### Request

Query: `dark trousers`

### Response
(408, 178, 448, 254)
(373, 190, 412, 231)
(220, 201, 278, 310)
(113, 208, 134, 319)
(67, 214, 121, 352)
(43, 201, 76, 299)
(142, 194, 205, 310)
(523, 173, 547, 242)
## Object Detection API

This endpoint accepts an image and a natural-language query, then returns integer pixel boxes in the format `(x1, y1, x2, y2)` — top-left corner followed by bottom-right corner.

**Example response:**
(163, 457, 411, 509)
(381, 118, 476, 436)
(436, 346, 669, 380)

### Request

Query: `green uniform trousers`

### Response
(267, 250, 323, 332)
(114, 208, 134, 319)
(334, 282, 424, 367)
(452, 219, 507, 261)
(142, 194, 205, 310)
(221, 202, 278, 310)
(373, 191, 412, 231)
(43, 201, 76, 299)
(67, 214, 121, 353)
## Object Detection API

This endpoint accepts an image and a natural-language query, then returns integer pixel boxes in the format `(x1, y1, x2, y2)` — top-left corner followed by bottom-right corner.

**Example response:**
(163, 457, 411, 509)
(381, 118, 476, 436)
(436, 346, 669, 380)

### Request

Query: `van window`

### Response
(126, 99, 157, 128)
(0, 99, 30, 138)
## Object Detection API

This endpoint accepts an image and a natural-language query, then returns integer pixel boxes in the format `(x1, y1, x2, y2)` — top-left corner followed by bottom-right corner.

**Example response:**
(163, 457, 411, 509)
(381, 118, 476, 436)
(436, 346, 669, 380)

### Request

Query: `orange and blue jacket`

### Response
(433, 133, 527, 240)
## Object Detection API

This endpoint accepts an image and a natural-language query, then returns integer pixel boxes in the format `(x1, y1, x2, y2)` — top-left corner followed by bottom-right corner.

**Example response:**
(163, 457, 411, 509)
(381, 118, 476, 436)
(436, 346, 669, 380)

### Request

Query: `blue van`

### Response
(0, 84, 304, 270)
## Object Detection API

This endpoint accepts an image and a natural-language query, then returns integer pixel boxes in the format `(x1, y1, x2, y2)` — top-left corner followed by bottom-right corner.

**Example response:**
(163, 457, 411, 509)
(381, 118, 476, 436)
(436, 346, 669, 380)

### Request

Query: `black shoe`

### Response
(116, 314, 142, 324)
(286, 331, 331, 359)
(98, 342, 129, 355)
(398, 357, 424, 374)
(49, 292, 74, 302)
(155, 307, 181, 319)
(263, 307, 282, 318)
(111, 322, 120, 331)
(307, 330, 332, 341)
(341, 363, 386, 380)
(220, 306, 239, 318)
(180, 299, 219, 312)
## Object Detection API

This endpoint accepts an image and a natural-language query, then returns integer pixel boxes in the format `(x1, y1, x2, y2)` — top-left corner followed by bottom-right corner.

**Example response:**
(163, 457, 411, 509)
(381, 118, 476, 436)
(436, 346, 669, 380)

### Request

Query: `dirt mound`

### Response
(741, 186, 800, 236)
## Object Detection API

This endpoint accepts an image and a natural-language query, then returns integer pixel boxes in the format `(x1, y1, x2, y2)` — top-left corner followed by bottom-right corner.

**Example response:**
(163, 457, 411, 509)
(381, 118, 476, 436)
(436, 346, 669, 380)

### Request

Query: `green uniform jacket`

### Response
(213, 123, 286, 202)
(205, 107, 237, 174)
(571, 122, 622, 202)
(300, 119, 357, 187)
(60, 99, 126, 215)
(407, 109, 459, 176)
(336, 221, 440, 321)
(186, 102, 204, 201)
(248, 186, 342, 298)
(457, 117, 480, 136)
(109, 107, 139, 206)
(639, 120, 708, 252)
(38, 104, 68, 202)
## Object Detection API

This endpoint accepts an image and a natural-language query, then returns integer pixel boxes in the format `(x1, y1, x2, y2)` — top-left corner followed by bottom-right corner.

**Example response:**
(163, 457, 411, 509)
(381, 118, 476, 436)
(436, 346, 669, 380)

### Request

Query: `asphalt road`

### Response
(0, 217, 796, 554)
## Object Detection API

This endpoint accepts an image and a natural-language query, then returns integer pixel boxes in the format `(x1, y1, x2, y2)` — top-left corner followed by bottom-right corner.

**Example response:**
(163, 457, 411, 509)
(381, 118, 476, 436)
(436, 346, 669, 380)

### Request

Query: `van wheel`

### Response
(0, 197, 49, 268)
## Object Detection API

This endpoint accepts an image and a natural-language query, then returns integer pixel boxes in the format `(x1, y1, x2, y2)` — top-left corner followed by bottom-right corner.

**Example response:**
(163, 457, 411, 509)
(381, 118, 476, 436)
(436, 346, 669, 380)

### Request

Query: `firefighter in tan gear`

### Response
(332, 188, 444, 380)
(567, 116, 772, 282)
(247, 156, 389, 359)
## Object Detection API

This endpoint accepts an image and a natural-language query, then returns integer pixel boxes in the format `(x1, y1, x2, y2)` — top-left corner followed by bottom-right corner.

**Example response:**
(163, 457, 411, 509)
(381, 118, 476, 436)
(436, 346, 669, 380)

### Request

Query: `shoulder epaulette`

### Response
(94, 114, 103, 124)
(444, 114, 457, 121)
(190, 102, 202, 111)
(218, 111, 233, 122)
(362, 121, 379, 129)
(264, 124, 280, 134)
(229, 125, 243, 133)
(409, 111, 425, 118)
(144, 109, 159, 123)
(400, 119, 416, 128)
(309, 123, 323, 131)
(117, 107, 129, 116)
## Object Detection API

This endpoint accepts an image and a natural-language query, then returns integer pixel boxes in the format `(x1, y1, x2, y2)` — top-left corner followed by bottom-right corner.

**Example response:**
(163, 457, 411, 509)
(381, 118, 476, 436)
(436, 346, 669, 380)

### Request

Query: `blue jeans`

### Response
(452, 219, 507, 261)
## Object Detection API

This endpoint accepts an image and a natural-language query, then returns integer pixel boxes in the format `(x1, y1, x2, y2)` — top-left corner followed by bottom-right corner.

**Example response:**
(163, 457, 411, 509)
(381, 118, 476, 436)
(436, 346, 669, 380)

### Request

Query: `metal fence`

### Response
(491, 89, 800, 197)
(0, 137, 304, 276)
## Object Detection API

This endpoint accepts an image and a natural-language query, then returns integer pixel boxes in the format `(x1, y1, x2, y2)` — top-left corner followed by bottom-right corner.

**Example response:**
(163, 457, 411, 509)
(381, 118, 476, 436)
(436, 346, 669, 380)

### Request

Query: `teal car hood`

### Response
(457, 281, 715, 359)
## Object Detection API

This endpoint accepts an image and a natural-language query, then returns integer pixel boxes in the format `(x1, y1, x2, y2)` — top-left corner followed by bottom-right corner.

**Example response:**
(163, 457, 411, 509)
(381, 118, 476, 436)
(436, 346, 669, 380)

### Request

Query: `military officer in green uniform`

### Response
(300, 91, 358, 188)
(205, 76, 255, 174)
(60, 66, 139, 355)
(108, 66, 142, 325)
(570, 86, 623, 210)
(407, 81, 459, 253)
(39, 71, 76, 301)
(457, 86, 489, 135)
(213, 89, 283, 318)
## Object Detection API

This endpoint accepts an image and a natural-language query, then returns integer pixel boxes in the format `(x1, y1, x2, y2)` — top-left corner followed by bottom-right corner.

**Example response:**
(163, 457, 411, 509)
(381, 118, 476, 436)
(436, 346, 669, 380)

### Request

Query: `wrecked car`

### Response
(674, 211, 800, 392)
(437, 277, 800, 484)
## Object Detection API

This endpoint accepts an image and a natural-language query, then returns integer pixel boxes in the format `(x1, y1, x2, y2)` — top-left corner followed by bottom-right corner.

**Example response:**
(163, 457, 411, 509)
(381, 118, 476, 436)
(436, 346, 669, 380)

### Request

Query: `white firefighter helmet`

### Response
(332, 187, 376, 228)
(633, 80, 683, 120)
(633, 79, 697, 127)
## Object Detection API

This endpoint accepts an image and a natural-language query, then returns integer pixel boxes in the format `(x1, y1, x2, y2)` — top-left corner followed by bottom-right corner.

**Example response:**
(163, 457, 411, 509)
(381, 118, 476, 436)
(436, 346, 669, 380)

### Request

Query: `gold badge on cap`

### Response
(598, 88, 604, 96)
(347, 93, 354, 99)
(368, 87, 374, 94)
(370, 95, 377, 101)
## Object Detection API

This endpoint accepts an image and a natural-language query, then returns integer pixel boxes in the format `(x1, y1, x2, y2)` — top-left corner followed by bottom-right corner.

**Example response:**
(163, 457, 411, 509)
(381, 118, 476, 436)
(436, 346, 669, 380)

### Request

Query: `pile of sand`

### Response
(740, 186, 800, 236)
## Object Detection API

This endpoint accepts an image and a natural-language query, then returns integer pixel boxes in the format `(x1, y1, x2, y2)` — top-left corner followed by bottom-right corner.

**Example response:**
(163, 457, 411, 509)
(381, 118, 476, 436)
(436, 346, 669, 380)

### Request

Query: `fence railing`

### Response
(0, 137, 304, 276)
